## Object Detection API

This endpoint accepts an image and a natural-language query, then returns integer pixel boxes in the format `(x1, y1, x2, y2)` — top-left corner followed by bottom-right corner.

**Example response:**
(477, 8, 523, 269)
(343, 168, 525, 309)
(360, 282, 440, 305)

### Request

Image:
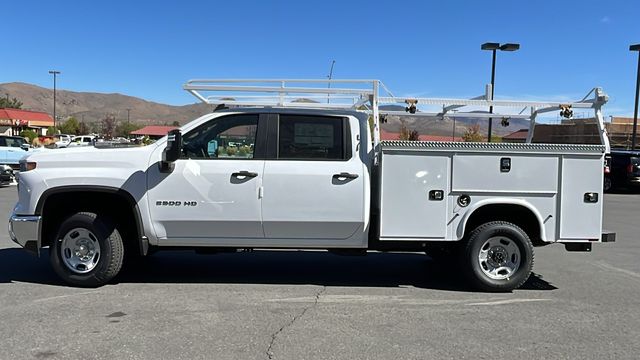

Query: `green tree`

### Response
(46, 126, 58, 136)
(462, 124, 484, 142)
(172, 121, 180, 127)
(115, 122, 142, 138)
(19, 129, 38, 142)
(59, 117, 80, 135)
(0, 96, 23, 109)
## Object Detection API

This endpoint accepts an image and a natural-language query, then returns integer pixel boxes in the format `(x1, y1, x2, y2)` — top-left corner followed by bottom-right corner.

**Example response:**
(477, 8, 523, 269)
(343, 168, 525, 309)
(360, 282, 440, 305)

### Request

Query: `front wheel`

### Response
(50, 212, 124, 287)
(462, 221, 534, 292)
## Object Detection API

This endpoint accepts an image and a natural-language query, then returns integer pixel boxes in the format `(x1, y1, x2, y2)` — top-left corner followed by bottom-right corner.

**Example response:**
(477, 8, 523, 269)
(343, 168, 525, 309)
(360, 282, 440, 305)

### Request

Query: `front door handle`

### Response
(232, 170, 258, 178)
(333, 172, 359, 180)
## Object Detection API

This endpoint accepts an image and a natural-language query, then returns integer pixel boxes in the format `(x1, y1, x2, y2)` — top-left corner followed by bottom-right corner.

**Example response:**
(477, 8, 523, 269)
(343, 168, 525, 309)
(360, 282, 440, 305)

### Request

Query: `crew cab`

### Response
(8, 79, 615, 291)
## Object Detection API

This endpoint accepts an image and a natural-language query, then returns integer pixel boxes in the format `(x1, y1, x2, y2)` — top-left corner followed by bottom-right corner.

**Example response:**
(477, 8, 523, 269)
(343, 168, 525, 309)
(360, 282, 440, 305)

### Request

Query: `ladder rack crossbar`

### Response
(182, 78, 611, 156)
(378, 97, 596, 109)
(379, 111, 532, 119)
(184, 84, 372, 96)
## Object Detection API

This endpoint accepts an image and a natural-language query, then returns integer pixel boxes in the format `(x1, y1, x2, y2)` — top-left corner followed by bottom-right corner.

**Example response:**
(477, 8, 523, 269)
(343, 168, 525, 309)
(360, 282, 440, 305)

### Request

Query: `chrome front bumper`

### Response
(8, 212, 41, 255)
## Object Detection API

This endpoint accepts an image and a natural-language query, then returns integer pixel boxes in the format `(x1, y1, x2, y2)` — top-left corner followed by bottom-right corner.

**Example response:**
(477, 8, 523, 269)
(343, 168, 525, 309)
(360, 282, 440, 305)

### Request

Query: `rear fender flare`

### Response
(457, 198, 547, 242)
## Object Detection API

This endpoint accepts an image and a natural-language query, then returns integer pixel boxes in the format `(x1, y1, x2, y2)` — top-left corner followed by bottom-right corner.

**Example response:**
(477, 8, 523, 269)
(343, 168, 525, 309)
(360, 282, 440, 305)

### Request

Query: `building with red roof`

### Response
(0, 108, 54, 136)
(130, 125, 178, 139)
(502, 129, 529, 143)
(380, 128, 462, 142)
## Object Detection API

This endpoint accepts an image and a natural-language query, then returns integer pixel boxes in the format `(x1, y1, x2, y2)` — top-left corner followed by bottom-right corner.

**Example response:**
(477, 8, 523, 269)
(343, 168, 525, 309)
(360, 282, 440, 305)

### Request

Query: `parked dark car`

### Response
(0, 164, 13, 186)
(605, 149, 640, 191)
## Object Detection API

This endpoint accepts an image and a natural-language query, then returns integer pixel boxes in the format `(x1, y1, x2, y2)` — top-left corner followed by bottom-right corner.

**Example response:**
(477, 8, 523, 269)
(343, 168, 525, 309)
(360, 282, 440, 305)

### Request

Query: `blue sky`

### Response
(2, 0, 639, 117)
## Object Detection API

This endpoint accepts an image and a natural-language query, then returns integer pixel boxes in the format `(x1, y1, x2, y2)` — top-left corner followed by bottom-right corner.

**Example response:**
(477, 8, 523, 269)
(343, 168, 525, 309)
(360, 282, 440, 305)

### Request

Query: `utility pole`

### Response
(327, 60, 336, 104)
(126, 108, 131, 125)
(451, 109, 458, 141)
(630, 44, 640, 150)
(49, 70, 61, 130)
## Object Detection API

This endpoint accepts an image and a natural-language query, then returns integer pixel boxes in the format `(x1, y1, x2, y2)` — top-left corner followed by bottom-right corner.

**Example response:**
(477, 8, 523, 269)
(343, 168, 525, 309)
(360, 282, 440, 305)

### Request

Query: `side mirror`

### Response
(20, 144, 30, 151)
(160, 129, 182, 172)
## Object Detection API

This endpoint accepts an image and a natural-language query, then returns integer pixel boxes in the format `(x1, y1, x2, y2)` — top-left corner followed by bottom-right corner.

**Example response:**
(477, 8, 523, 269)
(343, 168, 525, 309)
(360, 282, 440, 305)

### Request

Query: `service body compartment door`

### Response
(380, 152, 450, 240)
(559, 155, 604, 240)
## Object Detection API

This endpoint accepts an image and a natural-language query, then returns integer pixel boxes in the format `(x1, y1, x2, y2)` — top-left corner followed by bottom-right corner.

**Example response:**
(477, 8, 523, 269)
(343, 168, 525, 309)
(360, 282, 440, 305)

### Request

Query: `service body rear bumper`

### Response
(8, 211, 41, 255)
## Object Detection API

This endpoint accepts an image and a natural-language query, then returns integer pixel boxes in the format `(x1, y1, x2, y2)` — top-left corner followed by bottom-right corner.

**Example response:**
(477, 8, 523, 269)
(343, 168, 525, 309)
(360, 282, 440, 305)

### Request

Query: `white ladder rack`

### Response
(183, 79, 611, 160)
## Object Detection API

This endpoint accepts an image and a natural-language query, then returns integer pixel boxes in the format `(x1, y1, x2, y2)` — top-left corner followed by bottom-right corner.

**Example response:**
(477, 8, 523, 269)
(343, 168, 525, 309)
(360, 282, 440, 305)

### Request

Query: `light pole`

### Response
(481, 42, 520, 142)
(630, 44, 640, 150)
(48, 70, 61, 130)
(126, 108, 131, 125)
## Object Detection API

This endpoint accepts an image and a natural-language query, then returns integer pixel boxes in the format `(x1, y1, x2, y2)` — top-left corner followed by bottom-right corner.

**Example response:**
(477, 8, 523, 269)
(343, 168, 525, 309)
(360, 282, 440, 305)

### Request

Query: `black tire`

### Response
(50, 212, 124, 287)
(462, 221, 534, 292)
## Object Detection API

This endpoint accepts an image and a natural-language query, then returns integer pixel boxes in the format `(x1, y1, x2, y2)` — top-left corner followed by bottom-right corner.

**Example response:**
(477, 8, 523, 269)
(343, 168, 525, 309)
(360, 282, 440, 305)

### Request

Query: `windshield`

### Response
(2, 137, 25, 148)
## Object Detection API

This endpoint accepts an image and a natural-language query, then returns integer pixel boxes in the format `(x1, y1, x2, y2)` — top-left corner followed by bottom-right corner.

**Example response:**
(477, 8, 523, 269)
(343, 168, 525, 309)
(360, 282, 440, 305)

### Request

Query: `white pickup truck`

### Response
(8, 79, 615, 291)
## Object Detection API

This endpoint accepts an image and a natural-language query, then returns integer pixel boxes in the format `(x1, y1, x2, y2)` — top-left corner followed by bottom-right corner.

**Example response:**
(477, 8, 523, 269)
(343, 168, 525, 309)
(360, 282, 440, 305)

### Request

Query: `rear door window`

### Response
(277, 115, 349, 160)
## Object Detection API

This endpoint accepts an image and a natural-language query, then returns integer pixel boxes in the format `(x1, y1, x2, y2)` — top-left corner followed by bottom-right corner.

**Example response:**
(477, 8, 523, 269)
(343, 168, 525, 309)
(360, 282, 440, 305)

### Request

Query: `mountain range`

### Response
(0, 82, 528, 137)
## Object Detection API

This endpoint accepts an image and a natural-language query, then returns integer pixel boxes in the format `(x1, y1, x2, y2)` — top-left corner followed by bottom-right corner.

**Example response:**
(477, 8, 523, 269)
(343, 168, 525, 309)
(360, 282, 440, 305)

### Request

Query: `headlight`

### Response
(19, 161, 37, 172)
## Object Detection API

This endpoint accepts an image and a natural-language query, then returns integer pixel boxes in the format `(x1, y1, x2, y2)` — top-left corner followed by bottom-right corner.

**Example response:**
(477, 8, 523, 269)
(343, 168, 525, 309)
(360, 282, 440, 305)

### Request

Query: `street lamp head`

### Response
(499, 43, 520, 51)
(481, 42, 500, 51)
(630, 44, 640, 52)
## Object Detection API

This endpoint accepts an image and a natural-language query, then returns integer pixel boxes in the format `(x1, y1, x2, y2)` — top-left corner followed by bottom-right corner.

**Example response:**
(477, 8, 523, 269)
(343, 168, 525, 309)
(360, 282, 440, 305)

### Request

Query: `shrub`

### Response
(20, 130, 38, 142)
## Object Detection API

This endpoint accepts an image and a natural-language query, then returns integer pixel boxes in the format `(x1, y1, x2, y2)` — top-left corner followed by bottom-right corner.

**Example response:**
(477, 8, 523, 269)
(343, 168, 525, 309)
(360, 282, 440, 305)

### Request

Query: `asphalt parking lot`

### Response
(0, 186, 639, 360)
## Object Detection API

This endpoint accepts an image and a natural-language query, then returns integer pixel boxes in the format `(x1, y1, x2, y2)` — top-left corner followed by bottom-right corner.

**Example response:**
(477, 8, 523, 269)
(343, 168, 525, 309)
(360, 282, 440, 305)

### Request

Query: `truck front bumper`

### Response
(8, 212, 41, 255)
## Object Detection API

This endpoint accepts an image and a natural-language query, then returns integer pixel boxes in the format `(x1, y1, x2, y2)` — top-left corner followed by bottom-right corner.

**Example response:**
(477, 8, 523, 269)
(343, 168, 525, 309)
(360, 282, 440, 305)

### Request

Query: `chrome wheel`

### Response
(60, 228, 101, 274)
(478, 236, 521, 280)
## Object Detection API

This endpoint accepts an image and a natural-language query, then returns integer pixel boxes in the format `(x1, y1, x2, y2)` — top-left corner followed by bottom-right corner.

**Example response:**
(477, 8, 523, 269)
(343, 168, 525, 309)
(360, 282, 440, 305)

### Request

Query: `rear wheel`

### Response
(50, 212, 124, 287)
(462, 221, 533, 292)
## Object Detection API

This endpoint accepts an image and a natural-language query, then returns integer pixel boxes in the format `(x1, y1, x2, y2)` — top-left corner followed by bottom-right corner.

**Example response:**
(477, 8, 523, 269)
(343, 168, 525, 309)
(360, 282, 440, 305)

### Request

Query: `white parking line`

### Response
(269, 295, 552, 306)
(466, 299, 552, 306)
(594, 261, 640, 281)
(33, 291, 100, 303)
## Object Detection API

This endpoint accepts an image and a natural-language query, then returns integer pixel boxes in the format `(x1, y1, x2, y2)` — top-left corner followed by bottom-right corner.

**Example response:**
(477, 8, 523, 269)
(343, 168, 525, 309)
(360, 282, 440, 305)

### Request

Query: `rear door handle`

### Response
(333, 172, 359, 179)
(232, 171, 258, 178)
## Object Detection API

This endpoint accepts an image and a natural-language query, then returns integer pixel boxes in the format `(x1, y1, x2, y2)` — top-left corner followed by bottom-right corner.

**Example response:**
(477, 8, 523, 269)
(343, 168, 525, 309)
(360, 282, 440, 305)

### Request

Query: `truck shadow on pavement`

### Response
(0, 248, 557, 292)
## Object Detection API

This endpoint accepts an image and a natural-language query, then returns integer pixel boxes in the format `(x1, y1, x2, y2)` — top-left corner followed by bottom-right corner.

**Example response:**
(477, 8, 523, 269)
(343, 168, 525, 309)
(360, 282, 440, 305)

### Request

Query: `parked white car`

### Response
(54, 134, 73, 148)
(67, 135, 96, 147)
